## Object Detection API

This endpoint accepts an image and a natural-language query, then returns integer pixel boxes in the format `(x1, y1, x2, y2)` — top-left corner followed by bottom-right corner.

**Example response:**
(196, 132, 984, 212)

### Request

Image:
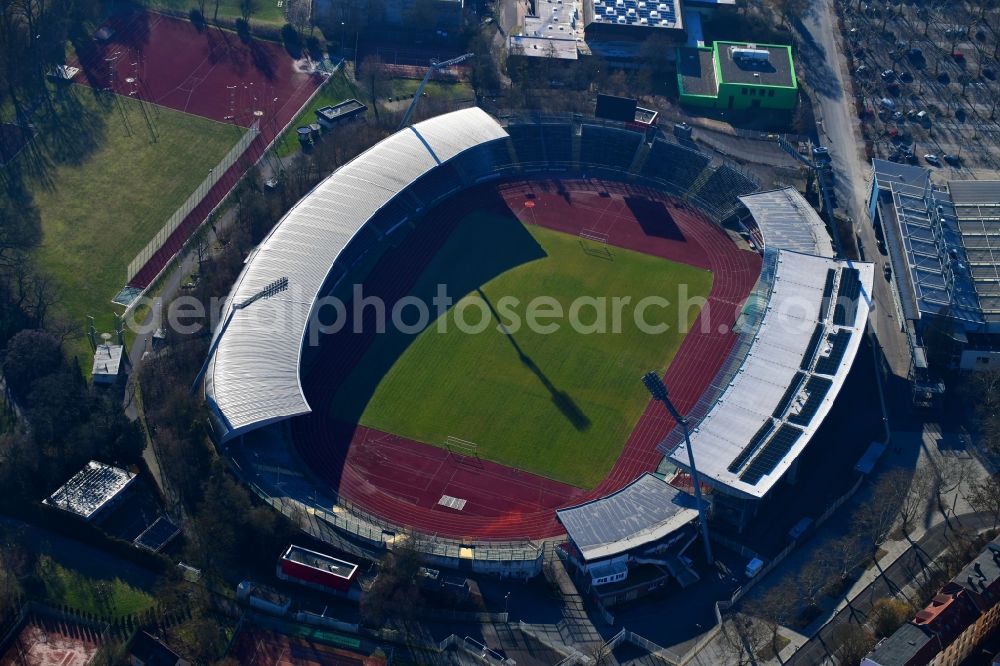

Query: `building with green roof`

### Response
(677, 41, 798, 110)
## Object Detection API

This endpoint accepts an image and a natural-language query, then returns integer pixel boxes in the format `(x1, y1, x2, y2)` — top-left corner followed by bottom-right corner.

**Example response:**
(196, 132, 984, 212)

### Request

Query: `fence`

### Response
(228, 456, 543, 575)
(124, 120, 260, 284)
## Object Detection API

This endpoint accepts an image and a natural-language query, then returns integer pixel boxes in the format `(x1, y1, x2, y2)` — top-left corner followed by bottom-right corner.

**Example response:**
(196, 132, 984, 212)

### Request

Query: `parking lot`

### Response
(837, 0, 1000, 178)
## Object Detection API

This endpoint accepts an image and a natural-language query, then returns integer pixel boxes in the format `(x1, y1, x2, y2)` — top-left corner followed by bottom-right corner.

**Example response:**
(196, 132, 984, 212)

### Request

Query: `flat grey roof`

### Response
(556, 473, 699, 561)
(204, 108, 508, 441)
(283, 545, 358, 579)
(92, 343, 124, 379)
(43, 461, 135, 520)
(678, 47, 718, 97)
(664, 250, 875, 500)
(740, 187, 835, 258)
(865, 622, 933, 665)
(949, 180, 1000, 206)
(717, 42, 795, 88)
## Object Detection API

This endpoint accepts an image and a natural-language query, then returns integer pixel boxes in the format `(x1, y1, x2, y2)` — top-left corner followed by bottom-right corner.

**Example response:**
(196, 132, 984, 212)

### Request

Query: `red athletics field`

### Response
(0, 618, 102, 666)
(71, 10, 324, 288)
(293, 178, 761, 540)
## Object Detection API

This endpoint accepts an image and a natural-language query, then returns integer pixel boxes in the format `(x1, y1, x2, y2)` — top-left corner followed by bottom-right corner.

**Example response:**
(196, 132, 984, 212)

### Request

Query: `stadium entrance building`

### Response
(869, 159, 1000, 382)
(677, 41, 798, 111)
(556, 473, 701, 607)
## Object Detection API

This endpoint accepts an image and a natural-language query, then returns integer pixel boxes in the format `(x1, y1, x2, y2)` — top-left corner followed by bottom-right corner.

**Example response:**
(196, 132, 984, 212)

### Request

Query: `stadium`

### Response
(202, 108, 874, 578)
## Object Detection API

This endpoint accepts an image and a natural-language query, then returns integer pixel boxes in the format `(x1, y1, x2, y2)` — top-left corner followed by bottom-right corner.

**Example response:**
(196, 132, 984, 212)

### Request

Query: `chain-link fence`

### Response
(125, 120, 261, 284)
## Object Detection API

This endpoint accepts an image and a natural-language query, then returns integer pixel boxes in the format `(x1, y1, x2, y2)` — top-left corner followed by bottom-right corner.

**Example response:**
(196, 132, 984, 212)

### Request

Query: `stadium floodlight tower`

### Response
(397, 53, 474, 131)
(642, 371, 714, 566)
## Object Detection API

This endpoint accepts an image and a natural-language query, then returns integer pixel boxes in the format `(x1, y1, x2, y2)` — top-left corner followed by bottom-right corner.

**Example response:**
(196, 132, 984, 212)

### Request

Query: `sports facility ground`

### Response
(0, 618, 101, 666)
(3, 87, 237, 365)
(229, 626, 370, 665)
(70, 9, 324, 288)
(331, 217, 712, 489)
(293, 178, 761, 540)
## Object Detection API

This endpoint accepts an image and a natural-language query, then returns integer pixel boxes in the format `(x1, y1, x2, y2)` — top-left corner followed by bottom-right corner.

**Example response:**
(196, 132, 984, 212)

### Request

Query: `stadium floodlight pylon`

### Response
(642, 371, 715, 566)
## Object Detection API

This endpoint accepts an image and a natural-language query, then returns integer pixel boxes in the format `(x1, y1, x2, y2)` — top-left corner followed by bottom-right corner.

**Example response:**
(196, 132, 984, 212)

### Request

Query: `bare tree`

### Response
(967, 474, 1000, 528)
(359, 56, 389, 122)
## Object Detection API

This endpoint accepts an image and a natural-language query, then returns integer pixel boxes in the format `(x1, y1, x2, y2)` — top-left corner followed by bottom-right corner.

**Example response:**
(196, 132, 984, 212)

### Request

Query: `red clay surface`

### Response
(293, 179, 761, 540)
(70, 10, 324, 288)
(230, 627, 371, 666)
(0, 619, 101, 666)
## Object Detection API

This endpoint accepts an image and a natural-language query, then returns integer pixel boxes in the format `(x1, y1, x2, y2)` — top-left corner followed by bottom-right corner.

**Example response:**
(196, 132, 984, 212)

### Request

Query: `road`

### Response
(796, 0, 912, 379)
(787, 511, 997, 666)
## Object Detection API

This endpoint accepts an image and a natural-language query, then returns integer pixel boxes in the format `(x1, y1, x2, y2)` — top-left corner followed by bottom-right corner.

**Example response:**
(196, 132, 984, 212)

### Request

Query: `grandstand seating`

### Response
(833, 267, 862, 326)
(507, 125, 545, 164)
(689, 165, 759, 217)
(409, 163, 464, 209)
(580, 125, 642, 171)
(541, 124, 573, 164)
(451, 139, 516, 182)
(640, 140, 711, 191)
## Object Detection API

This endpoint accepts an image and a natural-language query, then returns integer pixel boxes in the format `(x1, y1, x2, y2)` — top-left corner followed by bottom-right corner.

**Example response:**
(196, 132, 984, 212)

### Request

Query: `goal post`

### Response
(579, 229, 612, 259)
(445, 436, 480, 462)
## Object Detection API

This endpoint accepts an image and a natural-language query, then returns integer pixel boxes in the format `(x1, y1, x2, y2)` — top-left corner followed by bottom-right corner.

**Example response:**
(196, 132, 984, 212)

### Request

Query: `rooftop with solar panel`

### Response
(660, 249, 875, 500)
(589, 0, 683, 30)
(870, 159, 998, 328)
(43, 461, 136, 521)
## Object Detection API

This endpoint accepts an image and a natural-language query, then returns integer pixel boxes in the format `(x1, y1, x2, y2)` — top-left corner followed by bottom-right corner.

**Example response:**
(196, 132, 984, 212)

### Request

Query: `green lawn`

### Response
(149, 0, 286, 25)
(274, 68, 362, 157)
(273, 67, 476, 158)
(329, 214, 712, 489)
(36, 556, 156, 618)
(6, 86, 241, 368)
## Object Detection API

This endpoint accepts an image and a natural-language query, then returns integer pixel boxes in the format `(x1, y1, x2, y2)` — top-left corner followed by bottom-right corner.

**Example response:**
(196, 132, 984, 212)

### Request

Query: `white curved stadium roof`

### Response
(740, 187, 835, 258)
(665, 250, 875, 499)
(204, 108, 509, 441)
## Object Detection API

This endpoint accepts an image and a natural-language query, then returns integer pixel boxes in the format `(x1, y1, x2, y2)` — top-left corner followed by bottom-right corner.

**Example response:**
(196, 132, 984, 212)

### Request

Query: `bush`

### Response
(871, 597, 912, 638)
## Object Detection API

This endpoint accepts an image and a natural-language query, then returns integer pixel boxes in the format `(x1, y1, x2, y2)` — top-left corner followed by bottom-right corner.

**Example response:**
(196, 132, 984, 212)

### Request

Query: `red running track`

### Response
(294, 179, 761, 540)
(70, 10, 324, 288)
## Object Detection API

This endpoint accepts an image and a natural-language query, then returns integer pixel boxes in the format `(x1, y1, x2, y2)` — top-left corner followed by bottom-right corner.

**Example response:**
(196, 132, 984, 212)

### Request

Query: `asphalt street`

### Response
(788, 511, 997, 666)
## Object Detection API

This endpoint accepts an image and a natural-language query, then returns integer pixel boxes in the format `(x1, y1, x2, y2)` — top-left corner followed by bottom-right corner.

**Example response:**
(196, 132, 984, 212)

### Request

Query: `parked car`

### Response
(953, 51, 965, 62)
(884, 264, 893, 281)
(788, 517, 814, 541)
(745, 558, 765, 578)
(944, 154, 961, 166)
(880, 97, 896, 110)
(881, 69, 896, 81)
(856, 64, 871, 76)
(924, 153, 941, 166)
(812, 146, 832, 163)
(893, 111, 905, 122)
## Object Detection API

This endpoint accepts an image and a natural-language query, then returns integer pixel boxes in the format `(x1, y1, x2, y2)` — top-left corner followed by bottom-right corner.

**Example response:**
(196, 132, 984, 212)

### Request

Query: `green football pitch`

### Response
(329, 212, 713, 489)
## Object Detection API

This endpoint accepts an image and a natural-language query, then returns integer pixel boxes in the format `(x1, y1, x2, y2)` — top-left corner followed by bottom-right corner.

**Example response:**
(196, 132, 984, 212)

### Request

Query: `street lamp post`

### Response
(642, 371, 715, 566)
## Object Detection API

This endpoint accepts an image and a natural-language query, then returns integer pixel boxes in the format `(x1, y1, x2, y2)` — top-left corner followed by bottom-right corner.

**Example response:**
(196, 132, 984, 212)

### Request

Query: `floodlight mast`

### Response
(642, 371, 715, 566)
(397, 53, 474, 131)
